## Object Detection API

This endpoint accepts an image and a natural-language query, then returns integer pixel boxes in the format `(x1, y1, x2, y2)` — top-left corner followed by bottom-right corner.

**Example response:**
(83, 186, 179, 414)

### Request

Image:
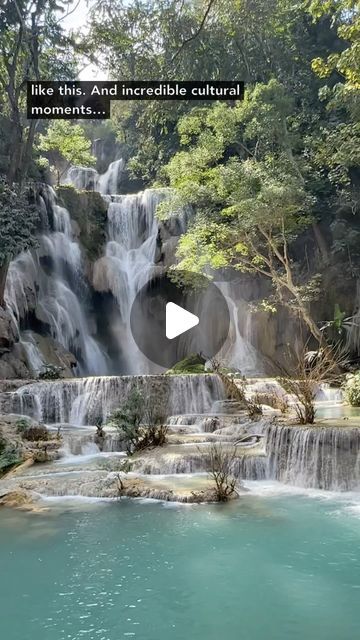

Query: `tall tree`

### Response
(0, 0, 77, 184)
(158, 82, 326, 343)
(89, 0, 335, 182)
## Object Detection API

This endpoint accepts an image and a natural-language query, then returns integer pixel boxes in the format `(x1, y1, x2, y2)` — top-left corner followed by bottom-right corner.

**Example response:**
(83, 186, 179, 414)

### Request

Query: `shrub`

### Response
(38, 364, 63, 380)
(108, 387, 168, 454)
(166, 353, 206, 374)
(16, 418, 31, 433)
(276, 346, 347, 424)
(17, 419, 48, 441)
(206, 443, 238, 502)
(344, 372, 360, 406)
(22, 425, 49, 442)
(0, 447, 22, 475)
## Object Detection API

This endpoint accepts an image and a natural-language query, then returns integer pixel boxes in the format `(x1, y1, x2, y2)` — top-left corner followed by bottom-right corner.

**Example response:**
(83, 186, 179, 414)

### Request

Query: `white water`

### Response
(4, 186, 108, 375)
(10, 374, 224, 426)
(216, 282, 261, 374)
(66, 159, 125, 194)
(93, 189, 169, 373)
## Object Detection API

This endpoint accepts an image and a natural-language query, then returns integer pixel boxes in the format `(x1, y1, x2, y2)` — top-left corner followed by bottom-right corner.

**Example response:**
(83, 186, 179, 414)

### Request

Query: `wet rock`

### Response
(0, 343, 32, 379)
(28, 334, 77, 377)
(0, 306, 17, 354)
(0, 489, 46, 512)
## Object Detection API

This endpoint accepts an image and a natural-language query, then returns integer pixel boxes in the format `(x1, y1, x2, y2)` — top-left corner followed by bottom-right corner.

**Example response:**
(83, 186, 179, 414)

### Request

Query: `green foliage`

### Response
(344, 372, 360, 406)
(38, 364, 63, 380)
(159, 83, 325, 342)
(56, 186, 108, 260)
(307, 1, 360, 206)
(0, 1, 79, 183)
(0, 447, 22, 475)
(37, 121, 96, 185)
(308, 0, 360, 88)
(90, 0, 332, 182)
(108, 388, 168, 454)
(0, 178, 39, 267)
(166, 353, 206, 374)
(16, 418, 32, 433)
(0, 427, 22, 475)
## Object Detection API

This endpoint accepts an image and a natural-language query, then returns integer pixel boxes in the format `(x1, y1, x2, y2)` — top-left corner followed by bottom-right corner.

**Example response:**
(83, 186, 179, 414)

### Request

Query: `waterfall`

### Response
(4, 186, 108, 375)
(263, 424, 360, 490)
(93, 189, 170, 373)
(66, 159, 125, 194)
(215, 282, 261, 374)
(8, 373, 224, 426)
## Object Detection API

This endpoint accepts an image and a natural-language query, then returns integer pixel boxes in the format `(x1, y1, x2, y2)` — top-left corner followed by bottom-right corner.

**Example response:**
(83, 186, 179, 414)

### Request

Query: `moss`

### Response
(56, 185, 108, 261)
(0, 429, 22, 476)
(166, 353, 206, 375)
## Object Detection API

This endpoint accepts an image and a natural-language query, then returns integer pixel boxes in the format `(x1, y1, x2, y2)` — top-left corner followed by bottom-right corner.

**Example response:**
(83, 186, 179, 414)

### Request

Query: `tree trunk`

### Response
(21, 120, 37, 186)
(298, 303, 324, 346)
(7, 121, 23, 186)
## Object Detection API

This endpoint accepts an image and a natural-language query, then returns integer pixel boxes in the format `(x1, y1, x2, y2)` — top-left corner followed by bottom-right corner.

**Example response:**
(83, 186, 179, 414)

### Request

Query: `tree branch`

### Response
(171, 0, 216, 62)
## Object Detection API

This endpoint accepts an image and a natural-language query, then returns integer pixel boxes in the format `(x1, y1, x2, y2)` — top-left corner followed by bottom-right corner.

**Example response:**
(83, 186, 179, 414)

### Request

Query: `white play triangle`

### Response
(165, 302, 199, 339)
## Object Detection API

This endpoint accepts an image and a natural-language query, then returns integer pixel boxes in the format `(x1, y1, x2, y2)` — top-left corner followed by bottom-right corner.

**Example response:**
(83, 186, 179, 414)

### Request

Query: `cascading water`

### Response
(66, 158, 125, 194)
(4, 186, 108, 375)
(93, 189, 170, 373)
(7, 373, 224, 426)
(65, 158, 260, 375)
(226, 422, 360, 491)
(217, 283, 261, 374)
(264, 423, 360, 490)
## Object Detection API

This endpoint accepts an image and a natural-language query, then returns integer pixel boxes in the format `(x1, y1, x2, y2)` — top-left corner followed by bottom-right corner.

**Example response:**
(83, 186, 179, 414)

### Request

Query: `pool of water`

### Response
(1, 485, 360, 640)
(315, 403, 360, 419)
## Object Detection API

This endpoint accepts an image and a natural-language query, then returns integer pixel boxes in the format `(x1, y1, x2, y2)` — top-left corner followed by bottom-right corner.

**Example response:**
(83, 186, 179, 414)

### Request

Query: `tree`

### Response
(158, 82, 325, 344)
(309, 0, 360, 89)
(37, 121, 96, 185)
(89, 0, 335, 183)
(0, 1, 78, 185)
(276, 344, 348, 424)
(108, 387, 168, 454)
(0, 177, 39, 305)
(307, 1, 360, 209)
(206, 442, 238, 501)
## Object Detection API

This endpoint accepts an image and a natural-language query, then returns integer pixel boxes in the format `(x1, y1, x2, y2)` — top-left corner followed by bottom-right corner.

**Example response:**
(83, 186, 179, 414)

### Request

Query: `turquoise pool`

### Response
(0, 486, 360, 640)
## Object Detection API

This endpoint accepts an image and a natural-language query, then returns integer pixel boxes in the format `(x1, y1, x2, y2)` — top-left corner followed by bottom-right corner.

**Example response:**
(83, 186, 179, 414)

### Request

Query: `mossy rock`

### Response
(56, 185, 108, 261)
(166, 353, 206, 375)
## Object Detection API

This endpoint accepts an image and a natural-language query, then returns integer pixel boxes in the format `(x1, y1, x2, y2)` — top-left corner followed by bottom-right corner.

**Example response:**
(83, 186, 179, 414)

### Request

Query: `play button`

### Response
(130, 271, 230, 369)
(166, 303, 199, 339)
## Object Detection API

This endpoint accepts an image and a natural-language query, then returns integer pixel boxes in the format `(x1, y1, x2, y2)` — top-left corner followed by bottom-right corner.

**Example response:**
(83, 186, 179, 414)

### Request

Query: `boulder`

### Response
(0, 489, 46, 512)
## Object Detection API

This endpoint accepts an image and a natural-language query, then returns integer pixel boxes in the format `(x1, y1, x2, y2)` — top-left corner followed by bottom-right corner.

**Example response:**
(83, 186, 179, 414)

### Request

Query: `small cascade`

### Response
(20, 331, 45, 375)
(4, 186, 108, 375)
(264, 424, 360, 490)
(315, 383, 343, 403)
(60, 437, 101, 459)
(98, 159, 125, 194)
(66, 159, 125, 194)
(9, 374, 225, 426)
(216, 282, 261, 375)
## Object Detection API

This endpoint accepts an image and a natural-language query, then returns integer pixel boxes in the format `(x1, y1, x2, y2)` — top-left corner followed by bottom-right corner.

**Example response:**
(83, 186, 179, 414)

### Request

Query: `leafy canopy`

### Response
(37, 121, 96, 184)
(0, 178, 39, 266)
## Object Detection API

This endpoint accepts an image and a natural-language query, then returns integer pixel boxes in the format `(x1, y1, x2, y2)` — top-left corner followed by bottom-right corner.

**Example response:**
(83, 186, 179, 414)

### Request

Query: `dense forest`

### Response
(0, 0, 360, 375)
